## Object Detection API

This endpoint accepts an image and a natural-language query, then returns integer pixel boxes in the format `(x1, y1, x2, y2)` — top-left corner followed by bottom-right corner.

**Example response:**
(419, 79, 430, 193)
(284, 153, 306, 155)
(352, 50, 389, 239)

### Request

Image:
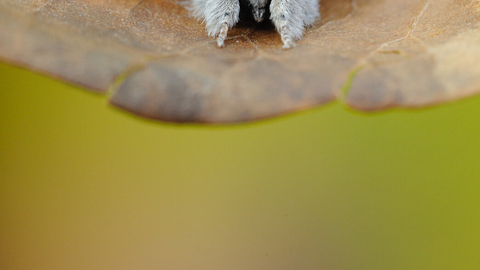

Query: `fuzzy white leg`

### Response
(217, 22, 229, 47)
(303, 0, 321, 26)
(201, 0, 240, 47)
(270, 0, 320, 49)
(281, 26, 296, 49)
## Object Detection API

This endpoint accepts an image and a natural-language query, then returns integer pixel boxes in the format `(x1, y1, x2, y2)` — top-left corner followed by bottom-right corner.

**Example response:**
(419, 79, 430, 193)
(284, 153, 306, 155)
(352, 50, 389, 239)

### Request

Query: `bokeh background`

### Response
(1, 61, 479, 270)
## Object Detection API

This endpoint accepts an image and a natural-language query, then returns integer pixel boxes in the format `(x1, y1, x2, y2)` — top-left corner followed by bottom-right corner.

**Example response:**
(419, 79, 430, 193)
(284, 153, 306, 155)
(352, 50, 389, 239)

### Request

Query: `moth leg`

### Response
(203, 0, 240, 47)
(270, 0, 320, 49)
(303, 0, 321, 26)
(280, 27, 296, 49)
(217, 22, 229, 47)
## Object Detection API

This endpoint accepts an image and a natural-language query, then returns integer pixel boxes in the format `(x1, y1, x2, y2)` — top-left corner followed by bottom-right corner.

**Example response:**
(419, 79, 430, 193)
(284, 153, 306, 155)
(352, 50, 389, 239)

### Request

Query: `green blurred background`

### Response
(1, 61, 479, 270)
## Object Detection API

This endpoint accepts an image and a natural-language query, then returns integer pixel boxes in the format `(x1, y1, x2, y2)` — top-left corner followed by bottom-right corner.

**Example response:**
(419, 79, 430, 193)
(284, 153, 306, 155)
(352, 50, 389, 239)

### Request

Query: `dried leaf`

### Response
(1, 0, 479, 123)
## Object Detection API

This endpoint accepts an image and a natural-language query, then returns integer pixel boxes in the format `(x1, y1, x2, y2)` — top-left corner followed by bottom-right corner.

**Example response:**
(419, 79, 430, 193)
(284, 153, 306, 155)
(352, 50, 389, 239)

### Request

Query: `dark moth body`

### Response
(239, 0, 271, 23)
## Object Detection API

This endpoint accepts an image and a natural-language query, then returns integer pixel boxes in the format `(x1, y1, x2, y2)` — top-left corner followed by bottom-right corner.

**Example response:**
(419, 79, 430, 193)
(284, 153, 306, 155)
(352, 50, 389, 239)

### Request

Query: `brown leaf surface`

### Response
(1, 0, 479, 123)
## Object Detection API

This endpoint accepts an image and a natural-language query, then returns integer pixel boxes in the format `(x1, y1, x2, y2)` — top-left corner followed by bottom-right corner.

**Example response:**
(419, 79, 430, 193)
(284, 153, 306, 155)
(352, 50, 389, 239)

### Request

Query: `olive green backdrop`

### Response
(1, 62, 479, 270)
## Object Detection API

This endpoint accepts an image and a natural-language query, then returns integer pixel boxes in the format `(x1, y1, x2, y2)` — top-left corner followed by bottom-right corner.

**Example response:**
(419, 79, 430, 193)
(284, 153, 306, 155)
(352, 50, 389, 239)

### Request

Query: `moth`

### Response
(187, 0, 320, 49)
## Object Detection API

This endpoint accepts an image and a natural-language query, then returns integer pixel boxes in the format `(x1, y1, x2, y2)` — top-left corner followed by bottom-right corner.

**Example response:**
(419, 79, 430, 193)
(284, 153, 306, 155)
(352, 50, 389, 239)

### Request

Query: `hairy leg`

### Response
(302, 0, 321, 26)
(190, 0, 240, 47)
(270, 0, 320, 49)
